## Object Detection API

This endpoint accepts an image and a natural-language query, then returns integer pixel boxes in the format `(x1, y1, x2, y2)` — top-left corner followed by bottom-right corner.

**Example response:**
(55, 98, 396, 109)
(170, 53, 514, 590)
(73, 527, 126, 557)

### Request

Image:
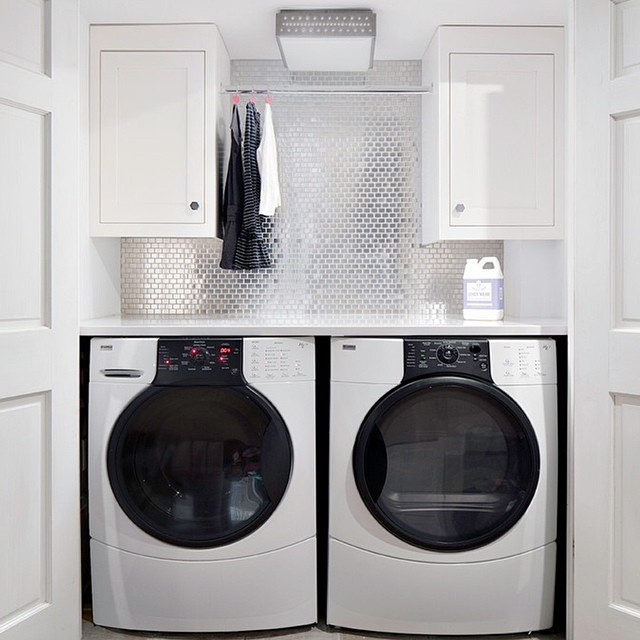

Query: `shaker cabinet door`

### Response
(421, 26, 564, 243)
(449, 53, 555, 229)
(90, 24, 229, 237)
(99, 50, 205, 228)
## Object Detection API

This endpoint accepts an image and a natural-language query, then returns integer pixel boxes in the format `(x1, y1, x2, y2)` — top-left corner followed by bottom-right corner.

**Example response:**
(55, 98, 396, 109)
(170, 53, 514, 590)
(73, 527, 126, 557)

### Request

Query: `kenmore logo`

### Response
(100, 344, 114, 351)
(342, 344, 356, 351)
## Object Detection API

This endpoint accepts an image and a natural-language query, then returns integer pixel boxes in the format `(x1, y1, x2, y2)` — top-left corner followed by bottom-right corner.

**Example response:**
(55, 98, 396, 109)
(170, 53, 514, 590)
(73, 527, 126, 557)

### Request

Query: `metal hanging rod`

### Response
(223, 85, 432, 96)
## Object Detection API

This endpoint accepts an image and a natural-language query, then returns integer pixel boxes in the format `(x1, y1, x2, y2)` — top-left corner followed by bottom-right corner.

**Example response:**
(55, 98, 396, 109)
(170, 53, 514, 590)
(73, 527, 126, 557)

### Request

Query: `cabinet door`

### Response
(449, 53, 555, 229)
(99, 50, 205, 227)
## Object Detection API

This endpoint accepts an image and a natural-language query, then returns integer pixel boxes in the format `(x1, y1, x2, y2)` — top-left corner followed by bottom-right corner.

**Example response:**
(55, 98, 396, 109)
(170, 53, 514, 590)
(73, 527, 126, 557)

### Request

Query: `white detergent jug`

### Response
(463, 256, 504, 320)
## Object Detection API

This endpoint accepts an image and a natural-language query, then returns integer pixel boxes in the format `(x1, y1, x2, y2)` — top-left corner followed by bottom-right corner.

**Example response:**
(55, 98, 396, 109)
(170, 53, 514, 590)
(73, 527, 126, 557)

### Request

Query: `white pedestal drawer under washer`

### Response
(327, 337, 558, 635)
(88, 336, 316, 632)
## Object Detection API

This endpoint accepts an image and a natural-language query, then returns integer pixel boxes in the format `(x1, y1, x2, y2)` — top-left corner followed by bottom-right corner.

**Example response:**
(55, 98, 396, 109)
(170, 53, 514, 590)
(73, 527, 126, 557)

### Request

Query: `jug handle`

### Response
(478, 256, 499, 270)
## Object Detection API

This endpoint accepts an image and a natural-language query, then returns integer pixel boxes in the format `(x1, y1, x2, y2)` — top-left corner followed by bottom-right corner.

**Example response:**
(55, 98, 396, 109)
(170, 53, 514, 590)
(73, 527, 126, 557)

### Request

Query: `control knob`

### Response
(437, 344, 459, 364)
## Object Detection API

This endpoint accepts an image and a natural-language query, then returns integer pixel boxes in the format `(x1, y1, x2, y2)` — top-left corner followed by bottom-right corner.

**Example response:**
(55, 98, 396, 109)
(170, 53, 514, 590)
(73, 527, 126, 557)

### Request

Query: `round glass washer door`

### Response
(353, 376, 540, 552)
(107, 385, 292, 548)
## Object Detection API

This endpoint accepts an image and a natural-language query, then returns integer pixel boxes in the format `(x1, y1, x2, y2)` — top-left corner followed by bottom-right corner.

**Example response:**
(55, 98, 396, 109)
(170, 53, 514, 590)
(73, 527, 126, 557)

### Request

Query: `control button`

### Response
(480, 362, 488, 371)
(188, 347, 207, 363)
(469, 343, 482, 354)
(436, 345, 459, 364)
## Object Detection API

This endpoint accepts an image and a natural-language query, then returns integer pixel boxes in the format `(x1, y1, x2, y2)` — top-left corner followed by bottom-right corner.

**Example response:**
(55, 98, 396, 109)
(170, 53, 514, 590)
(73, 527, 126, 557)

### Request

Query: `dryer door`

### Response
(107, 385, 292, 548)
(353, 376, 540, 551)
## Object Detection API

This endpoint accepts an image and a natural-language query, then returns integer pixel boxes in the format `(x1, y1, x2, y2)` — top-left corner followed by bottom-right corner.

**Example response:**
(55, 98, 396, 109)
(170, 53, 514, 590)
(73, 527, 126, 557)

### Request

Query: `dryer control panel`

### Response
(404, 339, 492, 382)
(489, 339, 557, 385)
(155, 338, 243, 385)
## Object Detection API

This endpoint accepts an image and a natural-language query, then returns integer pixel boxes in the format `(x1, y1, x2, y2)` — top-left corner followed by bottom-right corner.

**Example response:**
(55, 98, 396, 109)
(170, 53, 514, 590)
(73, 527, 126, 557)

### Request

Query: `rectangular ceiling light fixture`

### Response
(276, 9, 376, 72)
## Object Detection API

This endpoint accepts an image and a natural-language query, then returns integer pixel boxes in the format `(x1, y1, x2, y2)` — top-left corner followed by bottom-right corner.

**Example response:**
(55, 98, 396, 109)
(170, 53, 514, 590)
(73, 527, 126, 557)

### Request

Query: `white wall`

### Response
(504, 240, 567, 320)
(78, 15, 120, 321)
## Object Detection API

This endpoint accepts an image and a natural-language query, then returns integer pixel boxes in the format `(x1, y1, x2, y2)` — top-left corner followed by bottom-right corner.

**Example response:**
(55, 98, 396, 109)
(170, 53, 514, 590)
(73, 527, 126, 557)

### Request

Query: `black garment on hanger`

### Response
(233, 101, 271, 270)
(219, 103, 244, 269)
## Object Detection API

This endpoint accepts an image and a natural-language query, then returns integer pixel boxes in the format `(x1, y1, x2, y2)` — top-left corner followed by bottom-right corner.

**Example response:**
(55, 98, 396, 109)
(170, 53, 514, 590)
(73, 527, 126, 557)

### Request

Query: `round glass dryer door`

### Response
(107, 385, 292, 548)
(353, 376, 540, 551)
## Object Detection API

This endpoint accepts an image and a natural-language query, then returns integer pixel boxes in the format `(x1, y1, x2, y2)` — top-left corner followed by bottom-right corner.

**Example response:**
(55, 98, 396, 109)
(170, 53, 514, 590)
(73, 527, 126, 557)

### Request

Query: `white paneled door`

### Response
(0, 0, 80, 639)
(574, 0, 640, 638)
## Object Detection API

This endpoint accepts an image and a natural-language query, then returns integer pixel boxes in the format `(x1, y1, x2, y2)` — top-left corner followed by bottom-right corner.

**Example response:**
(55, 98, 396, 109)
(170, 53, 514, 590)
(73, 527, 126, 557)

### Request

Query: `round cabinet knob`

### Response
(454, 203, 465, 213)
(189, 201, 200, 211)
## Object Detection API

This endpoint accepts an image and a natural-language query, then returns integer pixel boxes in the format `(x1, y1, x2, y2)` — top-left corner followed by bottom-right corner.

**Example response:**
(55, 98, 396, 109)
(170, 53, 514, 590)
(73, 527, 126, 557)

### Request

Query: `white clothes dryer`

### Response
(327, 337, 558, 635)
(89, 337, 316, 632)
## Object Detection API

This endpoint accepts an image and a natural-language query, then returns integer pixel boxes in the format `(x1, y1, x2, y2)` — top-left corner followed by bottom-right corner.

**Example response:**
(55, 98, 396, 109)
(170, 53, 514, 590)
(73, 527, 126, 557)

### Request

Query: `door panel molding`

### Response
(612, 395, 640, 614)
(0, 0, 48, 75)
(0, 103, 49, 329)
(612, 0, 640, 79)
(0, 393, 51, 630)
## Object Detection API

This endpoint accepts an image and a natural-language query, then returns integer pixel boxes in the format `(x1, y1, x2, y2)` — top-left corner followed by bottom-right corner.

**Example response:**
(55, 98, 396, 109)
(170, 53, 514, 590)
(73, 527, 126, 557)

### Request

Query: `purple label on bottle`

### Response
(464, 279, 504, 310)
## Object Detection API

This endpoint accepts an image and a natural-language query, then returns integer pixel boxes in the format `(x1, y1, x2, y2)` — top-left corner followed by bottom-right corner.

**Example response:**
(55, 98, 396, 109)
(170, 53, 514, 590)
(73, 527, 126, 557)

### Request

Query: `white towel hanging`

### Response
(256, 101, 281, 217)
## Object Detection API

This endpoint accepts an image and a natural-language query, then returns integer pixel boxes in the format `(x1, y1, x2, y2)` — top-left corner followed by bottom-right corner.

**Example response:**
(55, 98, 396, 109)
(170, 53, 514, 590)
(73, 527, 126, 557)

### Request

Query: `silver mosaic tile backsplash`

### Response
(121, 60, 502, 318)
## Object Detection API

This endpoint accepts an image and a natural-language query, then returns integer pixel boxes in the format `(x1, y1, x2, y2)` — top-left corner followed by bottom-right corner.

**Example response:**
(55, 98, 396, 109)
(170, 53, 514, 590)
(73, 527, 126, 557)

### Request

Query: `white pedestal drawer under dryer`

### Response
(327, 337, 558, 635)
(89, 337, 316, 633)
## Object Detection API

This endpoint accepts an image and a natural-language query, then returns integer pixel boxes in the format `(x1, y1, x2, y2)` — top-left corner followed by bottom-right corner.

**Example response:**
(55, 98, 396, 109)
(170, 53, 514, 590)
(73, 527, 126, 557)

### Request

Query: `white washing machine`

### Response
(328, 337, 558, 635)
(89, 336, 316, 632)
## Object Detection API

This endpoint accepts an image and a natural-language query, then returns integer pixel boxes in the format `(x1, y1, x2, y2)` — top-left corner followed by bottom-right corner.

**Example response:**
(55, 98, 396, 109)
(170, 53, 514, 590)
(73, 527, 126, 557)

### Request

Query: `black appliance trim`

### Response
(352, 374, 540, 552)
(107, 384, 293, 549)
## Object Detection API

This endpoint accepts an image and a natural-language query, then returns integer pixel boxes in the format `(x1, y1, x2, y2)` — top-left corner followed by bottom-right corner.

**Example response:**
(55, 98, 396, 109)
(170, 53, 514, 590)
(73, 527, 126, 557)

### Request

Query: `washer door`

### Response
(353, 376, 540, 551)
(107, 386, 292, 548)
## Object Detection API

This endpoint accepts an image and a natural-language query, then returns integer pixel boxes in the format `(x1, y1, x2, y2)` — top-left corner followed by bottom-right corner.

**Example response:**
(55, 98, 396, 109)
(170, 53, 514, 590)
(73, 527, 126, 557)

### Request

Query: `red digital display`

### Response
(219, 346, 232, 355)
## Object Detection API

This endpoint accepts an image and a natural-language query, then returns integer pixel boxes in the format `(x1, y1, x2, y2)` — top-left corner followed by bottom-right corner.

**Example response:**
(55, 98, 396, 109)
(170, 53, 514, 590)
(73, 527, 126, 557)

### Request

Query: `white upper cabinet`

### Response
(421, 26, 564, 243)
(90, 24, 229, 237)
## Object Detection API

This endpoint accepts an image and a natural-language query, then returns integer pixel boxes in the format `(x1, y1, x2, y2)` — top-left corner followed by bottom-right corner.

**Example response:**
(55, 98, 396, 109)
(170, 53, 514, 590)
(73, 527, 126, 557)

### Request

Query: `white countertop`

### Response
(80, 314, 568, 336)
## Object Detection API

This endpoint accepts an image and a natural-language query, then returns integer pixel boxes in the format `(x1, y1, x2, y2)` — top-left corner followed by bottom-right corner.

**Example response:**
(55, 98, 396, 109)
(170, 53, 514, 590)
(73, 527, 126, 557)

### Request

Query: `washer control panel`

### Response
(155, 338, 243, 385)
(404, 339, 492, 382)
(243, 337, 315, 383)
